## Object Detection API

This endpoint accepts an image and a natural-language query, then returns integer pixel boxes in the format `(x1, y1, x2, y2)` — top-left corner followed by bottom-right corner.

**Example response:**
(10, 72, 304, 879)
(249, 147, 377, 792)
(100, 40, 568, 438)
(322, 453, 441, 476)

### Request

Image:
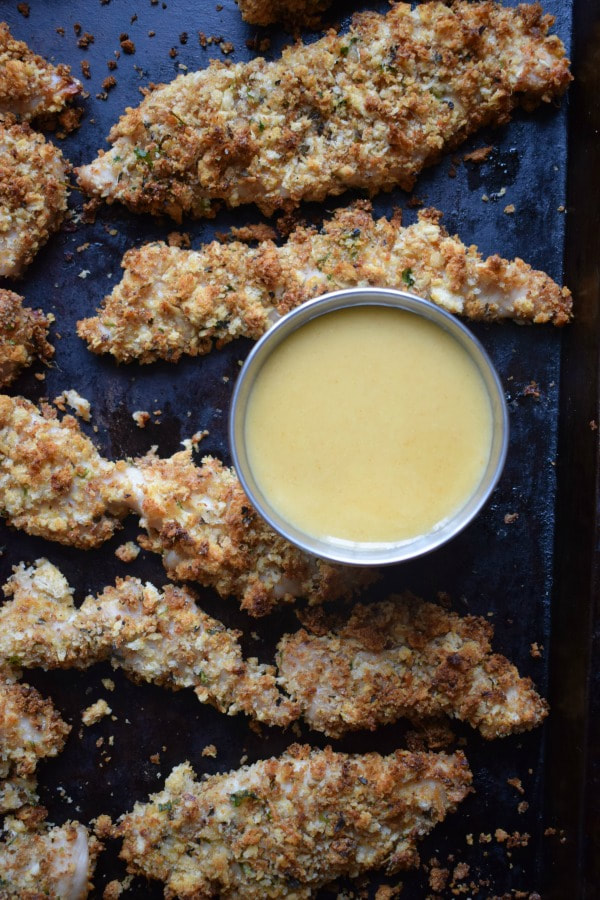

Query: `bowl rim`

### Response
(229, 287, 509, 566)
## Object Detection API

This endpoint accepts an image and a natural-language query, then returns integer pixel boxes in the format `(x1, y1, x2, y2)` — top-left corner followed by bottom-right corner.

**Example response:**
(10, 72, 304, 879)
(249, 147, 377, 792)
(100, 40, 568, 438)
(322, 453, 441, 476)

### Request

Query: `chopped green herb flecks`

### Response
(402, 267, 415, 288)
(230, 790, 258, 807)
(134, 147, 153, 168)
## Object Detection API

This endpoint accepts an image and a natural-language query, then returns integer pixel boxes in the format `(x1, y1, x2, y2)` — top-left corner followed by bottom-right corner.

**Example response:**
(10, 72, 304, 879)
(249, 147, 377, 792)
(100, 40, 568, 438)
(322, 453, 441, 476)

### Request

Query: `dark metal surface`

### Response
(0, 0, 594, 897)
(544, 1, 600, 897)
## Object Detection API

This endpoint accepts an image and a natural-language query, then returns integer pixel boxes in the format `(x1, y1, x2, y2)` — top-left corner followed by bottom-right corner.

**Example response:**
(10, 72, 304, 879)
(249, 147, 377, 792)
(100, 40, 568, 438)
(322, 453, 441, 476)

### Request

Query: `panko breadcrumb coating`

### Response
(1, 558, 299, 728)
(0, 289, 53, 386)
(125, 449, 375, 616)
(81, 698, 111, 727)
(0, 395, 373, 615)
(0, 817, 100, 899)
(0, 21, 82, 129)
(0, 667, 70, 813)
(52, 389, 91, 421)
(77, 2, 571, 222)
(2, 563, 547, 739)
(0, 395, 122, 548)
(236, 0, 330, 28)
(277, 596, 548, 739)
(0, 775, 38, 815)
(0, 123, 69, 278)
(118, 745, 472, 898)
(78, 203, 572, 365)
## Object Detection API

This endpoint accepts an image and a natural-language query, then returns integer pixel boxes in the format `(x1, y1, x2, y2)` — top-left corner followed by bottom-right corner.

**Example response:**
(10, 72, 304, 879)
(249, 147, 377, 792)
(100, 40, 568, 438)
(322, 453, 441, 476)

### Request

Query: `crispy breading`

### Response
(52, 389, 91, 421)
(0, 395, 122, 548)
(0, 395, 373, 615)
(277, 596, 548, 739)
(236, 0, 330, 28)
(77, 203, 572, 365)
(0, 775, 39, 815)
(0, 667, 70, 813)
(77, 2, 571, 222)
(0, 817, 100, 899)
(0, 123, 69, 278)
(0, 21, 82, 129)
(0, 289, 53, 386)
(1, 558, 299, 728)
(127, 450, 375, 616)
(118, 745, 472, 898)
(0, 564, 547, 739)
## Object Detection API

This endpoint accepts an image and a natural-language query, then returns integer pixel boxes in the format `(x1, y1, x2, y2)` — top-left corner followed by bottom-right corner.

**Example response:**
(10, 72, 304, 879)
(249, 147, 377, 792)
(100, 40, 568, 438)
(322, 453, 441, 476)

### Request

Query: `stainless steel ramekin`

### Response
(229, 287, 509, 566)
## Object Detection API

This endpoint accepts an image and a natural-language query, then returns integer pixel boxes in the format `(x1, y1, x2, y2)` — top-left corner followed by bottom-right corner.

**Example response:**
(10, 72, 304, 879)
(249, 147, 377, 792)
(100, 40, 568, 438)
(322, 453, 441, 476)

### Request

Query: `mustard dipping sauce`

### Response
(244, 306, 493, 545)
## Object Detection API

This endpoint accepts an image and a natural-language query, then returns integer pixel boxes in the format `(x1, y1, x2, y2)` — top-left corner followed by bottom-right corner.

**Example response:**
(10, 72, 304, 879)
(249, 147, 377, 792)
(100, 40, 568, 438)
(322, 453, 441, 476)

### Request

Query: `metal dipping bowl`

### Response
(229, 287, 509, 566)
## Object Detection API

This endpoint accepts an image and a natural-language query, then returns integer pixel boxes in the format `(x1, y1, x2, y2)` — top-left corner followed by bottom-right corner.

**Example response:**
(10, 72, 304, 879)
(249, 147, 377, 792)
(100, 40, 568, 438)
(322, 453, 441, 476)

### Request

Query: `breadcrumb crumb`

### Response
(132, 409, 150, 428)
(81, 698, 112, 726)
(114, 540, 140, 562)
(53, 389, 91, 421)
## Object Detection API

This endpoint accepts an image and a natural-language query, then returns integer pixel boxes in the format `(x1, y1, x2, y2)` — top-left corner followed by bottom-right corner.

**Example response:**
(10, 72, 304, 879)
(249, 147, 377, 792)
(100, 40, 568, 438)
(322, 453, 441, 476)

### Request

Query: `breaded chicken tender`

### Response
(236, 0, 330, 28)
(0, 395, 372, 615)
(77, 2, 571, 222)
(0, 564, 547, 740)
(0, 817, 100, 899)
(0, 395, 122, 548)
(0, 667, 70, 813)
(1, 558, 299, 728)
(0, 123, 69, 278)
(125, 450, 375, 616)
(78, 203, 572, 365)
(118, 745, 472, 898)
(0, 289, 53, 386)
(0, 22, 82, 130)
(277, 596, 548, 739)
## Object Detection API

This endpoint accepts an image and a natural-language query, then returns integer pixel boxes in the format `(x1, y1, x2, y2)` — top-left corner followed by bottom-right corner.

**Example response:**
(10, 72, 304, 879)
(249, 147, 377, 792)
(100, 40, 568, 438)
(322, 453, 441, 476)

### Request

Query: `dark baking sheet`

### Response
(0, 0, 597, 896)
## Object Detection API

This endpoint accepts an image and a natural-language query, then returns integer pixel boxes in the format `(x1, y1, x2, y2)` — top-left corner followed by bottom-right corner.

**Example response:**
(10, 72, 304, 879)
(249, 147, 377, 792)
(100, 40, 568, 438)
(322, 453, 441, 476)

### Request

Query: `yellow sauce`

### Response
(245, 306, 493, 544)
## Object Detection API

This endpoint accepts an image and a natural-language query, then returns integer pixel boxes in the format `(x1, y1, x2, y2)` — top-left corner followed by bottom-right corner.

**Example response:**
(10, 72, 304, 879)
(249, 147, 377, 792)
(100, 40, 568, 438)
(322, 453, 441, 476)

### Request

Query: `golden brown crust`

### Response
(0, 123, 69, 278)
(236, 0, 331, 28)
(0, 21, 82, 129)
(0, 558, 299, 728)
(0, 289, 53, 386)
(77, 202, 572, 364)
(0, 668, 70, 814)
(0, 817, 100, 899)
(277, 595, 548, 739)
(77, 2, 571, 221)
(118, 746, 472, 898)
(0, 396, 373, 614)
(130, 450, 376, 615)
(0, 394, 123, 548)
(0, 563, 546, 740)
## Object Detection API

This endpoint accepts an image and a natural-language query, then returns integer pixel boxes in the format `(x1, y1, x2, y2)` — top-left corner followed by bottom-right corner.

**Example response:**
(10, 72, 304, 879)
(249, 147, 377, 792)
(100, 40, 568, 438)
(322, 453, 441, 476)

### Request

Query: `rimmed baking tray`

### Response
(0, 0, 597, 896)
